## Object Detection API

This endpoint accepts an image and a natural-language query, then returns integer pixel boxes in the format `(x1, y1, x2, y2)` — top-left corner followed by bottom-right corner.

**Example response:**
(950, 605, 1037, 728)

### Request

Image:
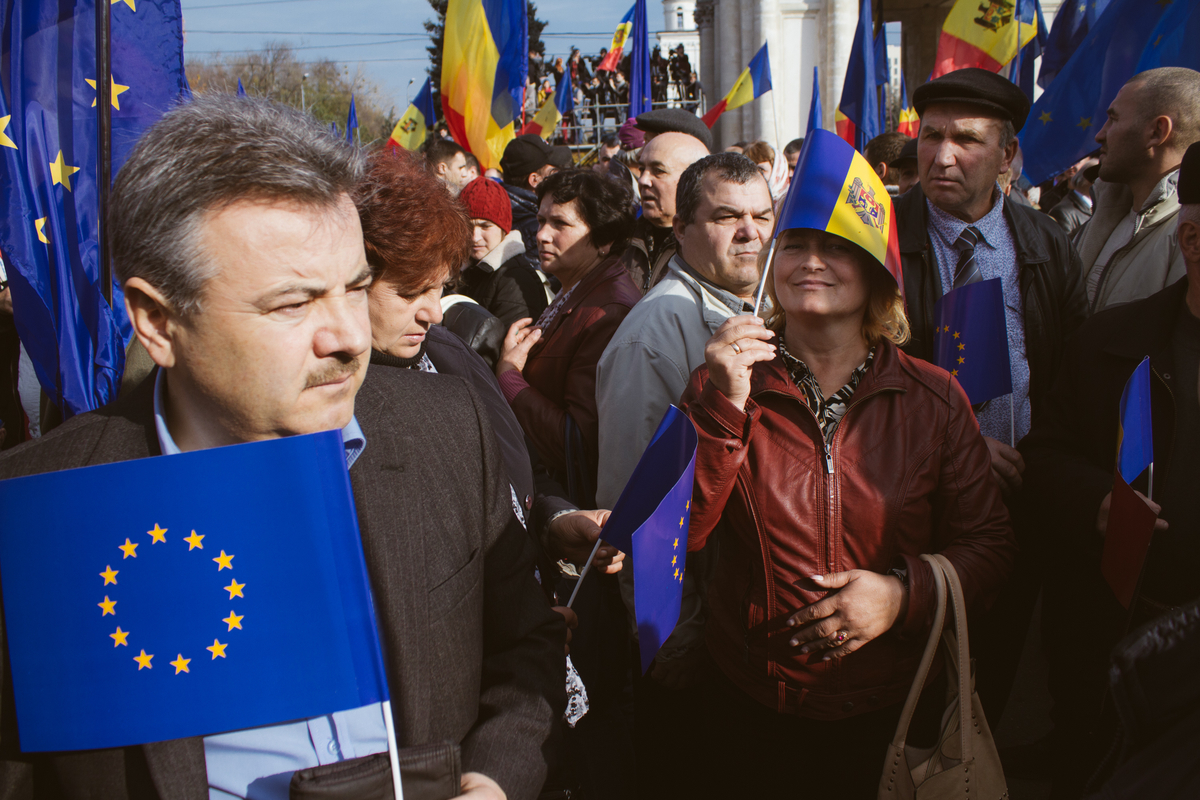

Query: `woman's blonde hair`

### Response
(762, 231, 910, 346)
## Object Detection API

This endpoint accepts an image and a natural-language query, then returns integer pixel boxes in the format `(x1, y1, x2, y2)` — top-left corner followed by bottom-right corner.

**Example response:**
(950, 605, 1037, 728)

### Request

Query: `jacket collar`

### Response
(474, 228, 527, 272)
(897, 182, 1049, 265)
(667, 255, 751, 322)
(534, 253, 625, 343)
(1101, 278, 1189, 361)
(749, 335, 909, 401)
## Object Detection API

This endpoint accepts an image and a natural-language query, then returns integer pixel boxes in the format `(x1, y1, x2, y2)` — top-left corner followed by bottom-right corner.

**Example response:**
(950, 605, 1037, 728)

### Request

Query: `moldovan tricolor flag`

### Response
(597, 5, 634, 72)
(897, 71, 919, 137)
(701, 43, 771, 128)
(834, 0, 880, 152)
(932, 0, 1039, 78)
(441, 0, 528, 170)
(521, 68, 574, 140)
(388, 78, 437, 151)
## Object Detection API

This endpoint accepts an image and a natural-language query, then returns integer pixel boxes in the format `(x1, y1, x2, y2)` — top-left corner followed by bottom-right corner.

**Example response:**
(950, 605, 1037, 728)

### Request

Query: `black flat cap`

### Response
(549, 145, 575, 170)
(913, 68, 1031, 133)
(1179, 141, 1200, 204)
(890, 136, 918, 167)
(500, 134, 554, 179)
(633, 108, 713, 151)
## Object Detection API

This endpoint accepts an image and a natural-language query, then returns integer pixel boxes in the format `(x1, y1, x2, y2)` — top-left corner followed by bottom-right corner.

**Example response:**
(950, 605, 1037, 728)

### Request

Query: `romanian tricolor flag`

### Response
(387, 77, 437, 152)
(932, 0, 1040, 78)
(520, 69, 574, 140)
(775, 129, 902, 291)
(897, 72, 919, 137)
(701, 43, 772, 128)
(835, 0, 880, 152)
(597, 5, 634, 72)
(441, 0, 528, 171)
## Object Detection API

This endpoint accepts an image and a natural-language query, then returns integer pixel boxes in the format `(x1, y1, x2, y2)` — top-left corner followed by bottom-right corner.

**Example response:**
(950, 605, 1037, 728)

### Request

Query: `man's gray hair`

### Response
(674, 153, 767, 227)
(1129, 67, 1200, 149)
(110, 94, 365, 314)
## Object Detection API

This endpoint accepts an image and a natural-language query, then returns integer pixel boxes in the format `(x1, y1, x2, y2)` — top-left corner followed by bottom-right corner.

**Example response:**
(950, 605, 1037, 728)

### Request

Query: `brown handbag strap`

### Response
(888, 554, 949, 750)
(932, 553, 974, 765)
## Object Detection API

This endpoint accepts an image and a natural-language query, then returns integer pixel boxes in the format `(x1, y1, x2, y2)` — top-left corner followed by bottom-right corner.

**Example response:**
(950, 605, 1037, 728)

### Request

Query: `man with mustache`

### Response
(0, 96, 565, 800)
(893, 68, 1087, 725)
(595, 153, 774, 795)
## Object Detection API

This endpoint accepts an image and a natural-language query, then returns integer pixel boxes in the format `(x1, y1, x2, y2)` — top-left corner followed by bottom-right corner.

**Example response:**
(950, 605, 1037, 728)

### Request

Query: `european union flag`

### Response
(0, 431, 389, 752)
(1019, 0, 1184, 185)
(1117, 356, 1153, 484)
(0, 0, 184, 417)
(599, 406, 697, 674)
(628, 0, 651, 117)
(933, 278, 1012, 405)
(1037, 0, 1112, 90)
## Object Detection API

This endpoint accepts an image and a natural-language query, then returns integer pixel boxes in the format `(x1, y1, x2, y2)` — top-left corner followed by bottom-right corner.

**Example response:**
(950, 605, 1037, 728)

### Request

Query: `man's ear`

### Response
(874, 162, 889, 181)
(124, 277, 181, 369)
(1148, 114, 1175, 150)
(1178, 217, 1200, 265)
(999, 138, 1019, 178)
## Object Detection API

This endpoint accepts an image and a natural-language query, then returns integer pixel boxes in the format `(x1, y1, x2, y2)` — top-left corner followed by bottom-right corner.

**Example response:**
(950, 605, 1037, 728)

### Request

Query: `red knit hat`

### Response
(459, 176, 513, 234)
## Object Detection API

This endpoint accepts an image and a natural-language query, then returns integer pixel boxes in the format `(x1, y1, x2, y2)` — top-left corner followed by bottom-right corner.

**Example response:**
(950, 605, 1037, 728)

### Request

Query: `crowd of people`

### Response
(0, 62, 1198, 800)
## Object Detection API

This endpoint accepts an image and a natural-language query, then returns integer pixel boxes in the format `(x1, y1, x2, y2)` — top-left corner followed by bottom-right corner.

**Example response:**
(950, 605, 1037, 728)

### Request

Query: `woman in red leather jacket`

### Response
(679, 136, 1017, 796)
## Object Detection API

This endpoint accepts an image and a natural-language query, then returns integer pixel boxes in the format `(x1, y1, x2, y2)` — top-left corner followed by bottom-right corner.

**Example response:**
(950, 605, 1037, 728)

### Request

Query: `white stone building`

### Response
(657, 0, 702, 104)
(693, 0, 1063, 150)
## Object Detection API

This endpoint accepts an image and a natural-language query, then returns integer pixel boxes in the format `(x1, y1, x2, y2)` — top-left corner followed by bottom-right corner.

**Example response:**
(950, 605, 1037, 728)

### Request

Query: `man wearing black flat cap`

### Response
(633, 107, 713, 152)
(895, 67, 1087, 723)
(889, 136, 920, 195)
(501, 135, 559, 268)
(1020, 140, 1200, 796)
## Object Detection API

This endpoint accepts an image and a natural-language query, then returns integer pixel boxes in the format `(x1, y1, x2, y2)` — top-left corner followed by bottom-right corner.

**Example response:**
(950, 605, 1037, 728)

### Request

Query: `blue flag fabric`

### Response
(932, 278, 1013, 405)
(598, 406, 697, 675)
(414, 76, 437, 125)
(1011, 0, 1047, 100)
(1117, 356, 1153, 484)
(873, 29, 888, 130)
(0, 0, 183, 417)
(555, 67, 575, 116)
(1038, 0, 1112, 90)
(237, 78, 246, 97)
(806, 66, 822, 136)
(345, 95, 358, 144)
(0, 431, 390, 752)
(629, 0, 651, 117)
(1019, 0, 1185, 185)
(836, 0, 881, 152)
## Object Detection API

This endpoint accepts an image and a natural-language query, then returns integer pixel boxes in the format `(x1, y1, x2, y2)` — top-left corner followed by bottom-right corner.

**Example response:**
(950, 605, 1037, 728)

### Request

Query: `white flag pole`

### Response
(1010, 393, 1016, 449)
(566, 536, 606, 608)
(383, 701, 405, 800)
(1147, 463, 1155, 504)
(752, 238, 778, 318)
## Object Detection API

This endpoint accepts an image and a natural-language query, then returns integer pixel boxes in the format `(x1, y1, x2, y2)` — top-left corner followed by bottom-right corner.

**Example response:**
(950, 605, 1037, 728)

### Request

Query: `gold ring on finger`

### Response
(730, 341, 742, 355)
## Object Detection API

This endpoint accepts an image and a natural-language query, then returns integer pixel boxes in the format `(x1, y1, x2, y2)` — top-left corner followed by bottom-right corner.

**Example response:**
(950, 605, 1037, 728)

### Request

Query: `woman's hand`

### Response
(496, 318, 540, 377)
(785, 570, 907, 661)
(703, 315, 776, 411)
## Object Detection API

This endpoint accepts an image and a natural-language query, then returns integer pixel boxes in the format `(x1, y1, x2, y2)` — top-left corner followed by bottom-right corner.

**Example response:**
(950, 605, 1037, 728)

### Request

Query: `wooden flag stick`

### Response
(383, 701, 406, 800)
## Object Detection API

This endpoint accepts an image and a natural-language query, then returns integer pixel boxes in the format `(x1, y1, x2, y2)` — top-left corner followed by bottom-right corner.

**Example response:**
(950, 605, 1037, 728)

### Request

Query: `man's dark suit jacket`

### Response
(0, 365, 567, 800)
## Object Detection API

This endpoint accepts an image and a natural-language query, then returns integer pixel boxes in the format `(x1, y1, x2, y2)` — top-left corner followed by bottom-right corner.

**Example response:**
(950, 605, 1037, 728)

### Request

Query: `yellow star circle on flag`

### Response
(49, 150, 80, 191)
(110, 626, 129, 647)
(170, 654, 191, 674)
(213, 550, 235, 571)
(134, 649, 154, 670)
(119, 538, 139, 559)
(35, 217, 49, 244)
(1039, 111, 1052, 124)
(224, 579, 246, 599)
(85, 77, 130, 110)
(183, 530, 204, 550)
(100, 564, 119, 585)
(223, 610, 244, 631)
(207, 639, 228, 659)
(98, 595, 117, 616)
(1077, 117, 1092, 129)
(112, 0, 136, 10)
(147, 523, 167, 543)
(0, 115, 15, 149)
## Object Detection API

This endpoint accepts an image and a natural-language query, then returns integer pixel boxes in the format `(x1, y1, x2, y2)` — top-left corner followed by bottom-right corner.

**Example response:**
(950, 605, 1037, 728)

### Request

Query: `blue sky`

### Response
(180, 0, 649, 116)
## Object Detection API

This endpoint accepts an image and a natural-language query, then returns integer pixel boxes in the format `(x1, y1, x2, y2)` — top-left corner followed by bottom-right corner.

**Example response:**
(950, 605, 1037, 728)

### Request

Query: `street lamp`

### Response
(406, 78, 414, 106)
(301, 72, 310, 112)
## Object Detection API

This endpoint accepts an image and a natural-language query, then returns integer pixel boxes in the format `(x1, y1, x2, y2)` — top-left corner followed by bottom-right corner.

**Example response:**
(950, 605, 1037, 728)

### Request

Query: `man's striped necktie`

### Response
(952, 225, 984, 289)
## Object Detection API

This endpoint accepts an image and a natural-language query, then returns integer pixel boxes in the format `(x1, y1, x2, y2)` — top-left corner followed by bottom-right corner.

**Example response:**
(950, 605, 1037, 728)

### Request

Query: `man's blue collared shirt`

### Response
(151, 370, 386, 799)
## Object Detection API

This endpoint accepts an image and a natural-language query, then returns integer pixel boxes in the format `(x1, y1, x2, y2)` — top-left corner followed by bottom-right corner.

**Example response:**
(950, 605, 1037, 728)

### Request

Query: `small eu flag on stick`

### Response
(933, 278, 1013, 406)
(578, 406, 697, 675)
(0, 431, 390, 753)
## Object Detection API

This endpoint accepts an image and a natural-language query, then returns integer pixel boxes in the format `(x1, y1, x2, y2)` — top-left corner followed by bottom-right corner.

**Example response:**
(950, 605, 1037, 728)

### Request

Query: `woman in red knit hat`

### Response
(459, 176, 551, 328)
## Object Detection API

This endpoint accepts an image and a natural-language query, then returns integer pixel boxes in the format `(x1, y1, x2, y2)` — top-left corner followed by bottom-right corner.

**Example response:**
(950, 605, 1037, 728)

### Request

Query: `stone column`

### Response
(694, 0, 716, 121)
(823, 0, 858, 131)
(716, 0, 743, 150)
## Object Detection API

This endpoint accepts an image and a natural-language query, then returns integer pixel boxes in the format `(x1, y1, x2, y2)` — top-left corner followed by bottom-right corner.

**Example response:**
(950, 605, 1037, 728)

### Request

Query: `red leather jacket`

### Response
(507, 254, 640, 482)
(680, 339, 1016, 720)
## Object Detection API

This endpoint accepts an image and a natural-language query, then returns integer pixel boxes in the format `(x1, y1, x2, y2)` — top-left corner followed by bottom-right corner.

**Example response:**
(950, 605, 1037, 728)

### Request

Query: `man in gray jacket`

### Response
(1077, 67, 1200, 311)
(595, 153, 773, 795)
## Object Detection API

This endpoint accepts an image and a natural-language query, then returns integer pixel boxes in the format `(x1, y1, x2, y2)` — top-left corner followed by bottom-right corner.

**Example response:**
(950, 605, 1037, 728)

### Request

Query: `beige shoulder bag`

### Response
(877, 553, 1008, 799)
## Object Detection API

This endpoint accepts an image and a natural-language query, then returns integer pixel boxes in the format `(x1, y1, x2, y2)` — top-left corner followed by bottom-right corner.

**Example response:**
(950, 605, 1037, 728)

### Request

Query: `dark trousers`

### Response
(697, 668, 944, 800)
(632, 649, 716, 799)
